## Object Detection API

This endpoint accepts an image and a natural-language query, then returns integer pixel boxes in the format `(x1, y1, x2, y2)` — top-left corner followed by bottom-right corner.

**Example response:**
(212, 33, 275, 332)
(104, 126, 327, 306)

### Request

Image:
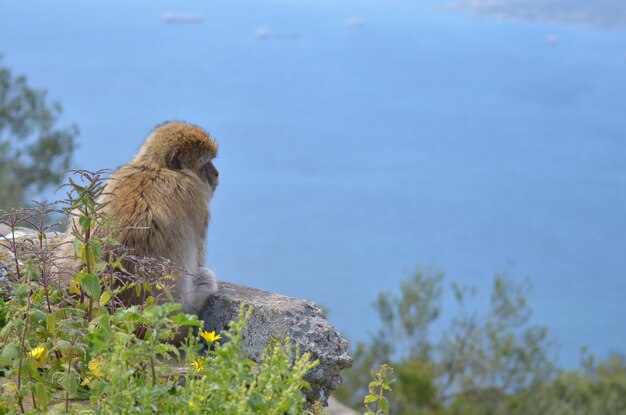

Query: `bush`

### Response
(337, 268, 626, 415)
(0, 171, 318, 414)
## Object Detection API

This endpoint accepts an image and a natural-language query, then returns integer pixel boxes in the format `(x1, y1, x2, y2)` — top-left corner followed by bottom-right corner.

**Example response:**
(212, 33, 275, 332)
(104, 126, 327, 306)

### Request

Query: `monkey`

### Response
(58, 121, 219, 317)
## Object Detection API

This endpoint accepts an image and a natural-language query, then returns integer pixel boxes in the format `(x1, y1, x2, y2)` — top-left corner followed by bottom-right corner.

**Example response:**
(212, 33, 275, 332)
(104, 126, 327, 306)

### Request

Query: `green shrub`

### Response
(0, 171, 318, 414)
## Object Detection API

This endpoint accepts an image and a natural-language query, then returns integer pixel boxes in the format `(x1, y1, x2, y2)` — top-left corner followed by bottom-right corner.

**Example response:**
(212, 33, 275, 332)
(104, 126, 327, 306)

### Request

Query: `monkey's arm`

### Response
(197, 242, 206, 268)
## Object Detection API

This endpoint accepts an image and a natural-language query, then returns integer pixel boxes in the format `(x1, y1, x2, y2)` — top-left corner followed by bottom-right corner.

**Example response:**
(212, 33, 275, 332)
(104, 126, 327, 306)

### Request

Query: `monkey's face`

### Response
(140, 121, 219, 195)
(202, 160, 219, 192)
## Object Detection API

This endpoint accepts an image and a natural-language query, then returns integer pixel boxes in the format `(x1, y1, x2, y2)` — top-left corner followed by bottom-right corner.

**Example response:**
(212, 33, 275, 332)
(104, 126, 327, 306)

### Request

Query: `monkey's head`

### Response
(136, 121, 219, 191)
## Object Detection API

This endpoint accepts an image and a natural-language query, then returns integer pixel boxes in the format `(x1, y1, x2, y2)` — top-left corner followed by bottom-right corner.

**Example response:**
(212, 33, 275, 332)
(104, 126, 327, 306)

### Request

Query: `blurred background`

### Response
(1, 0, 625, 412)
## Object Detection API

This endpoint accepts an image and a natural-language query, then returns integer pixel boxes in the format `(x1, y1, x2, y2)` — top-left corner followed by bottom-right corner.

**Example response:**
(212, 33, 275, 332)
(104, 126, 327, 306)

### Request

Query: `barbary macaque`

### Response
(59, 121, 219, 316)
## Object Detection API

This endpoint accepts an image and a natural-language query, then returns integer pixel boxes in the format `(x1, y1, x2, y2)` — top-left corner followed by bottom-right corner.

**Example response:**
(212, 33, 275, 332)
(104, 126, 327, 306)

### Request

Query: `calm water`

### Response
(1, 0, 625, 366)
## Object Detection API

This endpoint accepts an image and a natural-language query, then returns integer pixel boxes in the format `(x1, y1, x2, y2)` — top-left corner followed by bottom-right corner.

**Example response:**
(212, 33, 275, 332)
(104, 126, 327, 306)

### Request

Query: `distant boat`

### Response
(547, 34, 559, 45)
(345, 17, 366, 27)
(255, 26, 300, 40)
(162, 12, 204, 24)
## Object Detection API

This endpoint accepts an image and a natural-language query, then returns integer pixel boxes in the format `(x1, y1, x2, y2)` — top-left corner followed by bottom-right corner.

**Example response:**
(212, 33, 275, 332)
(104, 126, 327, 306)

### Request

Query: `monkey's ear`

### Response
(166, 148, 184, 170)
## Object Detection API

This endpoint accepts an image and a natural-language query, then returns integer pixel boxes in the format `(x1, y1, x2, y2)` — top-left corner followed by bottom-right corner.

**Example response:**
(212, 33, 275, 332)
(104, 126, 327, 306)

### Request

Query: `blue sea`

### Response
(1, 0, 625, 367)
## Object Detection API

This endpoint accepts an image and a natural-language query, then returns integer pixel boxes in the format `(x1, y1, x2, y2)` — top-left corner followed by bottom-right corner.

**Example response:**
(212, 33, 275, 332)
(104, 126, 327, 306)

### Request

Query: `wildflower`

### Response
(199, 330, 221, 344)
(29, 346, 46, 360)
(189, 394, 205, 408)
(191, 358, 206, 372)
(88, 357, 105, 377)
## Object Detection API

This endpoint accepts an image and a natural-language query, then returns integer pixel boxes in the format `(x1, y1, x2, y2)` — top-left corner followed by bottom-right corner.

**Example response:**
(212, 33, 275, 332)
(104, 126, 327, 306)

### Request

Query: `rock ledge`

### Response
(203, 281, 353, 404)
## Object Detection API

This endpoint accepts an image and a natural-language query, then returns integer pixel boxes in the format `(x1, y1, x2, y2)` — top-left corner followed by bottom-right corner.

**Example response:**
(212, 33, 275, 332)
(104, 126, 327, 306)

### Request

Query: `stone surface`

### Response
(327, 397, 359, 415)
(202, 281, 353, 405)
(0, 225, 39, 238)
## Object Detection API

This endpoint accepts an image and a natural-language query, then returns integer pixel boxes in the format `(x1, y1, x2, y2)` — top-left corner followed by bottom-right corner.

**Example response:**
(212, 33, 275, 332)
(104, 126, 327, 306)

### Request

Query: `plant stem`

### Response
(151, 356, 156, 387)
(85, 225, 93, 320)
(66, 343, 74, 413)
(30, 373, 37, 410)
(16, 242, 35, 415)
(11, 227, 22, 281)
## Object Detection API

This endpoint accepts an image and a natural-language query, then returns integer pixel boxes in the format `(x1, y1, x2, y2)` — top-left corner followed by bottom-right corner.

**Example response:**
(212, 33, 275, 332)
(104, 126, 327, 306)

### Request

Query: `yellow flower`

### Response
(28, 346, 46, 360)
(189, 394, 205, 408)
(88, 357, 105, 378)
(199, 330, 221, 343)
(191, 358, 206, 372)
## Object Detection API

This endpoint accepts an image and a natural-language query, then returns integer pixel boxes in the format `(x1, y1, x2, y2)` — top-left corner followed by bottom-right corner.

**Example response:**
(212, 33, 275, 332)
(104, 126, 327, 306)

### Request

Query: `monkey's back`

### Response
(102, 164, 209, 271)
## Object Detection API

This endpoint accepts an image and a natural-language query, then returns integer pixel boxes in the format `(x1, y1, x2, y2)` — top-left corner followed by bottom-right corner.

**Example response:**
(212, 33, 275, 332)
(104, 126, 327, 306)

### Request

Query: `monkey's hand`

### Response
(180, 267, 219, 315)
(196, 267, 219, 295)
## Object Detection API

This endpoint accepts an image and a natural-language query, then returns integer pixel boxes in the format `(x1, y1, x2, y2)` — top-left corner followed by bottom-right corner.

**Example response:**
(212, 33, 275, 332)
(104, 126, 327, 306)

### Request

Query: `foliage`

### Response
(363, 364, 394, 415)
(0, 58, 77, 210)
(339, 268, 554, 414)
(337, 268, 626, 414)
(0, 171, 319, 414)
(508, 354, 626, 415)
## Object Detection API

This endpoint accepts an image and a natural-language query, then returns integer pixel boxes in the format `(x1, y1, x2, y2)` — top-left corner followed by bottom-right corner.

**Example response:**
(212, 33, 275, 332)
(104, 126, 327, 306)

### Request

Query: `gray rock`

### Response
(202, 281, 353, 405)
(0, 225, 39, 238)
(327, 396, 359, 415)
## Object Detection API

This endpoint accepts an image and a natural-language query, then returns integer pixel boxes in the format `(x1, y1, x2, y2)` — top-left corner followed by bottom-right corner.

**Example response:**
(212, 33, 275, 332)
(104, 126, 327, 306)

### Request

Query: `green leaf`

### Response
(78, 216, 92, 231)
(99, 312, 112, 337)
(18, 385, 29, 398)
(30, 309, 47, 325)
(33, 381, 52, 409)
(0, 340, 20, 365)
(85, 197, 96, 211)
(81, 272, 101, 299)
(73, 238, 81, 258)
(47, 312, 56, 334)
(170, 313, 202, 327)
(15, 284, 29, 298)
(364, 394, 378, 404)
(91, 240, 102, 259)
(62, 371, 79, 398)
(99, 290, 112, 307)
(379, 396, 389, 413)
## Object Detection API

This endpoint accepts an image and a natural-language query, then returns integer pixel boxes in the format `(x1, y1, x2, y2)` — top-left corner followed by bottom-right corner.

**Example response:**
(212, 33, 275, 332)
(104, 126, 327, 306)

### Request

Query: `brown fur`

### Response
(59, 121, 219, 315)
